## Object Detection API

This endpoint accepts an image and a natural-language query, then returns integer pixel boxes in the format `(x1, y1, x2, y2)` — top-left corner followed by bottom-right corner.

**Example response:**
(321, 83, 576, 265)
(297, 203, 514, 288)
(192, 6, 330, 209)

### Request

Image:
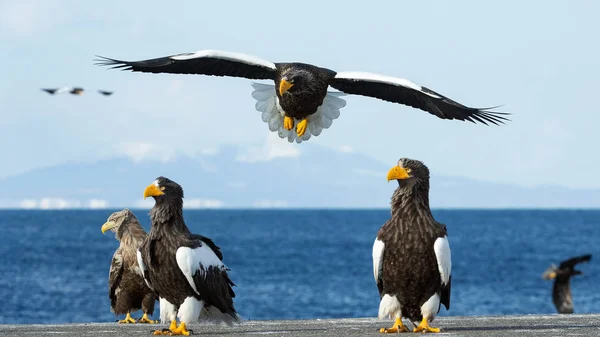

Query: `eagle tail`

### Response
(199, 305, 242, 326)
(251, 82, 346, 143)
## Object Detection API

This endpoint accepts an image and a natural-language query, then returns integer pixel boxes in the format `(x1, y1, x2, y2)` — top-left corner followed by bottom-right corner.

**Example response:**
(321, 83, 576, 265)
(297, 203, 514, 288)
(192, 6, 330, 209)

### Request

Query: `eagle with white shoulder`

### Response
(373, 158, 451, 333)
(138, 176, 240, 336)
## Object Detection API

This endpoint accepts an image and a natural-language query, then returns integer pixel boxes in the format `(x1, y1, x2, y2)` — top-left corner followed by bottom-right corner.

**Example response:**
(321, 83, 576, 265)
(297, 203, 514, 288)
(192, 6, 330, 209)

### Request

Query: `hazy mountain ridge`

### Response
(1, 143, 599, 209)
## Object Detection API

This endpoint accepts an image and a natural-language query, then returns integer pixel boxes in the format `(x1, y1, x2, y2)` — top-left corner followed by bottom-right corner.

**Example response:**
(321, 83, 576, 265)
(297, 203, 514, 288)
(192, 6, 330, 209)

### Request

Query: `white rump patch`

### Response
(171, 50, 276, 70)
(200, 305, 242, 326)
(420, 293, 440, 322)
(160, 297, 177, 324)
(176, 244, 225, 295)
(177, 297, 204, 324)
(334, 71, 441, 99)
(136, 250, 153, 290)
(378, 294, 401, 320)
(251, 83, 347, 143)
(433, 236, 452, 286)
(372, 238, 385, 282)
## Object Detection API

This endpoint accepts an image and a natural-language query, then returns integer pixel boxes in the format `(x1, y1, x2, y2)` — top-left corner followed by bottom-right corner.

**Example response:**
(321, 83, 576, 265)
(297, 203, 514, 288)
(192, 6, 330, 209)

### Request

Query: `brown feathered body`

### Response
(108, 212, 157, 316)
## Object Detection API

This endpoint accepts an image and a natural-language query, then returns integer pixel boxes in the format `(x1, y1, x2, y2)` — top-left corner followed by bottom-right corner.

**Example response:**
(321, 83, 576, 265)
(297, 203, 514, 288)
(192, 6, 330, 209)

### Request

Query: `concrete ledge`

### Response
(1, 314, 599, 337)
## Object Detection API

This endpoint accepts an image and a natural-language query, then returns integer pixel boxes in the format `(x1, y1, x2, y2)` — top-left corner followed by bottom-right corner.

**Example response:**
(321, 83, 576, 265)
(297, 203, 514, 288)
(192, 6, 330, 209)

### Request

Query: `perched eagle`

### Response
(139, 176, 239, 336)
(542, 254, 591, 314)
(98, 90, 114, 96)
(41, 87, 84, 95)
(373, 158, 451, 333)
(95, 49, 508, 143)
(101, 209, 157, 324)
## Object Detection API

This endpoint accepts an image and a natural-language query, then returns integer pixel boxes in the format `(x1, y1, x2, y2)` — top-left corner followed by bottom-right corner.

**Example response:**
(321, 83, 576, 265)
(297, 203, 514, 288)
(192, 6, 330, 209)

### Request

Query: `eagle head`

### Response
(387, 158, 430, 189)
(101, 208, 138, 239)
(279, 68, 316, 97)
(143, 176, 184, 201)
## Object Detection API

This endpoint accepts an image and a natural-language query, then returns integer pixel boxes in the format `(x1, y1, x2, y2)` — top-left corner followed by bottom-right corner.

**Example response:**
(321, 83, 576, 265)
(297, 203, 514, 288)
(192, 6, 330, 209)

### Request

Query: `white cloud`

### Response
(184, 199, 224, 209)
(198, 147, 219, 156)
(19, 199, 38, 209)
(118, 142, 176, 163)
(38, 198, 81, 209)
(133, 199, 155, 209)
(236, 133, 300, 163)
(339, 145, 354, 153)
(88, 199, 109, 209)
(252, 199, 289, 208)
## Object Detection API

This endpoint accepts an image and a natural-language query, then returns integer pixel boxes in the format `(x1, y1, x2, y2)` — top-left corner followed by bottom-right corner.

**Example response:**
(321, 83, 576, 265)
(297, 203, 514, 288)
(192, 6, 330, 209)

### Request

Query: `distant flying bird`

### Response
(139, 177, 240, 335)
(542, 254, 591, 314)
(374, 158, 451, 333)
(41, 87, 84, 95)
(95, 49, 508, 143)
(101, 209, 157, 324)
(98, 90, 114, 96)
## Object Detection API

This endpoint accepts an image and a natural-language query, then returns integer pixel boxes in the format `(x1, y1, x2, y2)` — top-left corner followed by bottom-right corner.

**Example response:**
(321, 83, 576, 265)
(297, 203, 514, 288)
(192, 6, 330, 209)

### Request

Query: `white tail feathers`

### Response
(251, 83, 346, 143)
(199, 305, 242, 326)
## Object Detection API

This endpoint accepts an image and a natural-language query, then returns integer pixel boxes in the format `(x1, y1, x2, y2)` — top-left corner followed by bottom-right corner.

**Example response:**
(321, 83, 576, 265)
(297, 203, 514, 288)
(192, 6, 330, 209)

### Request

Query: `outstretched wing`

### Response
(434, 235, 452, 310)
(108, 248, 124, 311)
(559, 254, 592, 270)
(95, 49, 277, 80)
(330, 72, 508, 125)
(176, 236, 237, 318)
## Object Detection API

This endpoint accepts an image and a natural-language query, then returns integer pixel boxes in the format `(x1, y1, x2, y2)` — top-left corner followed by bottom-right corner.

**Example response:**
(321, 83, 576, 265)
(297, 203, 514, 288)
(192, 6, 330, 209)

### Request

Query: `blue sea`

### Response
(0, 209, 598, 324)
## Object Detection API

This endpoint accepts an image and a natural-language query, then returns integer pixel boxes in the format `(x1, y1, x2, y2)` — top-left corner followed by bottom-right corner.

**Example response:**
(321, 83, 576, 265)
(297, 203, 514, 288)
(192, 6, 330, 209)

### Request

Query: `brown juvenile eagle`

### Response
(373, 158, 451, 333)
(542, 254, 591, 314)
(101, 209, 157, 324)
(95, 49, 508, 143)
(139, 177, 240, 335)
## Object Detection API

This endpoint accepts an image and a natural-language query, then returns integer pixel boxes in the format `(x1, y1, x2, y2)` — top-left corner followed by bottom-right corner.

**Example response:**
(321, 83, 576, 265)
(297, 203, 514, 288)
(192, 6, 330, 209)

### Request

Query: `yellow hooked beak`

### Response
(279, 79, 294, 96)
(101, 220, 117, 234)
(144, 184, 164, 199)
(387, 166, 410, 182)
(544, 271, 557, 280)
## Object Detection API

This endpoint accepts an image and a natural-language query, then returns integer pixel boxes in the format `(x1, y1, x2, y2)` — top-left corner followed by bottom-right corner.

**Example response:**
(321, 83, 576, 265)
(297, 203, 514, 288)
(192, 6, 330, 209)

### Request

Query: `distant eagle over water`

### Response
(543, 254, 591, 314)
(139, 177, 240, 335)
(101, 209, 157, 324)
(95, 49, 508, 143)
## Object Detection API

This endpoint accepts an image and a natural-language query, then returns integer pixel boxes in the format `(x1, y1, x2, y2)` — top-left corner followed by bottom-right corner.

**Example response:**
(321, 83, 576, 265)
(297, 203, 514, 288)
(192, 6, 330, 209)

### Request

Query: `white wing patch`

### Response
(251, 83, 347, 143)
(171, 50, 277, 70)
(136, 250, 153, 290)
(176, 244, 225, 295)
(372, 238, 385, 282)
(334, 71, 441, 99)
(433, 236, 451, 286)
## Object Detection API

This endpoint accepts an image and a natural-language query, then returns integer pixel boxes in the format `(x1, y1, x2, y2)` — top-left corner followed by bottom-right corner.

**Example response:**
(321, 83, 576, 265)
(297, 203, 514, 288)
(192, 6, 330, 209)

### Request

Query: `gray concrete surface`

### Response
(1, 314, 599, 337)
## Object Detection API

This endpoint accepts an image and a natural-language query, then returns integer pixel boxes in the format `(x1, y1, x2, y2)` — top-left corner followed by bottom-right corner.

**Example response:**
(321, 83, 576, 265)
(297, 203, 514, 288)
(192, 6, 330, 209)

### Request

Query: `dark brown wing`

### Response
(95, 49, 277, 80)
(330, 71, 509, 125)
(559, 254, 592, 270)
(108, 249, 124, 310)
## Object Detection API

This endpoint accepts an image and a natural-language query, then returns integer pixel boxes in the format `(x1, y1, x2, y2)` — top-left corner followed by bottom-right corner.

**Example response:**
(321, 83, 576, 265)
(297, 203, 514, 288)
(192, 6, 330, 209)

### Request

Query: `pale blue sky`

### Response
(1, 1, 598, 188)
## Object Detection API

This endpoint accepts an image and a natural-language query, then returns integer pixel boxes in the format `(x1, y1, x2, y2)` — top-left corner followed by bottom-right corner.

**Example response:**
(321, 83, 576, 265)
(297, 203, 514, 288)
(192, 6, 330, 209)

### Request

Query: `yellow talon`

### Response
(118, 312, 137, 324)
(154, 320, 178, 335)
(296, 118, 308, 137)
(379, 317, 409, 333)
(169, 322, 191, 336)
(413, 317, 440, 333)
(138, 313, 157, 324)
(284, 116, 294, 131)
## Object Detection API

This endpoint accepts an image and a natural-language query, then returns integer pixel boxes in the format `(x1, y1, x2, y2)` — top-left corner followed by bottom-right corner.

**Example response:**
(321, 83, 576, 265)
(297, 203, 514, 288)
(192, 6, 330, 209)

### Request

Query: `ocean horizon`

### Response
(1, 209, 598, 324)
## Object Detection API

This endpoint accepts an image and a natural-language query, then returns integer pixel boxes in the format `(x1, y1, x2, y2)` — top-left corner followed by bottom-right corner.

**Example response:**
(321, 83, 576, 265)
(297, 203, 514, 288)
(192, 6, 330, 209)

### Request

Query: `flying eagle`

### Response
(41, 87, 84, 95)
(542, 254, 592, 314)
(373, 158, 451, 333)
(95, 49, 508, 143)
(101, 209, 157, 324)
(139, 177, 239, 335)
(98, 90, 114, 96)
